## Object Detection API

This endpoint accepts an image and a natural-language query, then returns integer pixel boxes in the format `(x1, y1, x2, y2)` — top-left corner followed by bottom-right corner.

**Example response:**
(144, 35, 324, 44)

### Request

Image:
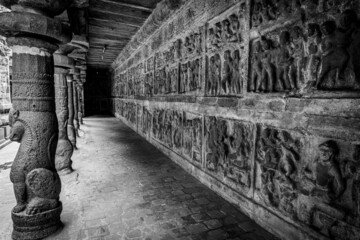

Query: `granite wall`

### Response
(109, 1, 360, 239)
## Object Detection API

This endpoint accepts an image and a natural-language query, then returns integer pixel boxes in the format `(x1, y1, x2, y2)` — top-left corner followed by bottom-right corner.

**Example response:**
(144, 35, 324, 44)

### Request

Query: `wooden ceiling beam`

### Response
(90, 1, 151, 18)
(89, 33, 131, 42)
(89, 10, 146, 27)
(89, 19, 139, 32)
(90, 0, 154, 12)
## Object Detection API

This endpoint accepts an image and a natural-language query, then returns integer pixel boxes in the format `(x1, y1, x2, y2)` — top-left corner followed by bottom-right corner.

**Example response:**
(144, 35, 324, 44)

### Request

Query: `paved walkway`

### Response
(0, 116, 279, 240)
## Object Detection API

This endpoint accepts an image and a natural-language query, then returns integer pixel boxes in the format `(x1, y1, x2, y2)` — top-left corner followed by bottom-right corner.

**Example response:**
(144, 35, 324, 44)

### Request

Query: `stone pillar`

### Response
(73, 79, 80, 136)
(67, 73, 77, 149)
(54, 54, 74, 174)
(0, 1, 72, 239)
(77, 81, 84, 124)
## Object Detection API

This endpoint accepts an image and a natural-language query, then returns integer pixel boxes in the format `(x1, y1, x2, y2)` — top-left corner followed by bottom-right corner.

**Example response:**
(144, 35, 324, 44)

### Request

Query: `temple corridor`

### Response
(0, 116, 278, 240)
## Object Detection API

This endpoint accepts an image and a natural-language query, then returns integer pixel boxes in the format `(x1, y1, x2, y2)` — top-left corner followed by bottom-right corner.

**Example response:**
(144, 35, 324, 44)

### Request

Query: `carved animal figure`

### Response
(9, 109, 61, 215)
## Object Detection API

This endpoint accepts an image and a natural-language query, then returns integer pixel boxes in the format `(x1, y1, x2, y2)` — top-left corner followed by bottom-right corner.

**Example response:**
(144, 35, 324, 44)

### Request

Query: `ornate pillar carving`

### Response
(67, 72, 77, 149)
(0, 1, 72, 239)
(54, 53, 74, 174)
(77, 81, 84, 124)
(72, 70, 80, 136)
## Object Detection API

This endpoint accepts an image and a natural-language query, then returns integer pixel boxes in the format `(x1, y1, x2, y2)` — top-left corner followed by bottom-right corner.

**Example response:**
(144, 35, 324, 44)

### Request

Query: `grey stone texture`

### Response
(54, 55, 75, 174)
(0, 116, 279, 240)
(0, 0, 72, 239)
(109, 1, 360, 240)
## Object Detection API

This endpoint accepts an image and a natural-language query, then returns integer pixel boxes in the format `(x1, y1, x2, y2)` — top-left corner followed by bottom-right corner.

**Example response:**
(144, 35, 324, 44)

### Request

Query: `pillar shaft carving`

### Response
(77, 82, 84, 124)
(67, 74, 77, 149)
(0, 1, 72, 239)
(54, 66, 73, 174)
(73, 80, 80, 135)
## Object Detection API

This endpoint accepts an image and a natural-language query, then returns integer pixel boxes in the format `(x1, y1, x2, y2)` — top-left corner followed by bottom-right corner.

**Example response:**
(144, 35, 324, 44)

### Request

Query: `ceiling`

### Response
(87, 0, 162, 69)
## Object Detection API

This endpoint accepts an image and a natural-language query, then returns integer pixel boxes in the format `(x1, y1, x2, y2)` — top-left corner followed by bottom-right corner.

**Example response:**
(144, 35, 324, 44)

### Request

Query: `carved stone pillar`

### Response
(0, 1, 72, 239)
(54, 54, 73, 174)
(67, 73, 77, 149)
(80, 67, 87, 118)
(77, 82, 84, 125)
(73, 78, 80, 136)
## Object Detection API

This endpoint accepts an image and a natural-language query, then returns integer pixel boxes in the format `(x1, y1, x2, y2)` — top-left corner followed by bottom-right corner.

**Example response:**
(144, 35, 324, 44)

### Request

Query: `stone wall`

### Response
(109, 1, 360, 240)
(0, 37, 10, 117)
(0, 5, 11, 118)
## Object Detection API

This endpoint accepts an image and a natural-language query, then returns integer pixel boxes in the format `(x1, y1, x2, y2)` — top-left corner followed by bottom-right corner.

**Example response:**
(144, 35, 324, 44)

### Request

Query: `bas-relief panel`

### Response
(183, 112, 203, 165)
(249, 0, 360, 94)
(205, 1, 249, 96)
(123, 102, 137, 126)
(204, 117, 254, 194)
(151, 108, 203, 165)
(179, 58, 202, 94)
(137, 104, 142, 131)
(254, 125, 360, 239)
(176, 27, 205, 95)
(145, 72, 154, 97)
(142, 107, 152, 136)
(134, 63, 145, 96)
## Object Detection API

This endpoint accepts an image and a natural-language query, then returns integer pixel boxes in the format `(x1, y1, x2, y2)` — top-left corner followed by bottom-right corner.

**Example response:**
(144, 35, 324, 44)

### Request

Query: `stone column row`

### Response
(54, 54, 74, 174)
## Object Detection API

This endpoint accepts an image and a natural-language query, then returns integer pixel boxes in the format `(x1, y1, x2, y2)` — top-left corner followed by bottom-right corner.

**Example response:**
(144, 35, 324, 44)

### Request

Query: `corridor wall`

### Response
(109, 1, 360, 239)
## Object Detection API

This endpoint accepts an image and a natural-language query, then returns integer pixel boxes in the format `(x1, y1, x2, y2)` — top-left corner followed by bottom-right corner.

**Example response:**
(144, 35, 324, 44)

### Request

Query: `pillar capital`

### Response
(54, 53, 74, 69)
(0, 0, 72, 17)
(0, 11, 71, 48)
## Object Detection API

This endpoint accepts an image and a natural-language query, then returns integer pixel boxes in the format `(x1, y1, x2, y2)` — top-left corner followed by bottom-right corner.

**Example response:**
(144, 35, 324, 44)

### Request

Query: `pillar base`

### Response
(12, 203, 63, 240)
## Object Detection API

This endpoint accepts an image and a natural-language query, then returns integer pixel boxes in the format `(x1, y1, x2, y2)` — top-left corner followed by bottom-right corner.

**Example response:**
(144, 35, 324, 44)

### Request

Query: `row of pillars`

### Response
(0, 1, 88, 239)
(54, 54, 86, 174)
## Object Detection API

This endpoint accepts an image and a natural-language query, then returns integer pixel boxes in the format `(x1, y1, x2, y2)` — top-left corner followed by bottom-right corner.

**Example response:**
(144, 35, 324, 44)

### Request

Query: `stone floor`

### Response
(0, 116, 279, 240)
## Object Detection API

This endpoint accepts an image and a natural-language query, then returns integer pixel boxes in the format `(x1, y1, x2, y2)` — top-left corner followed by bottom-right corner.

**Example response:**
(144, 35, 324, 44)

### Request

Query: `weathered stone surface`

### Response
(54, 63, 73, 174)
(106, 1, 360, 240)
(0, 1, 71, 239)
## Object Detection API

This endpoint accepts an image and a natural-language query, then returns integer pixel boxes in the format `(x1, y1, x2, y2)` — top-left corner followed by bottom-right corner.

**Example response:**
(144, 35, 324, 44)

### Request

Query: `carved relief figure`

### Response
(8, 109, 61, 215)
(206, 117, 254, 189)
(301, 140, 345, 202)
(304, 23, 322, 85)
(260, 38, 276, 92)
(249, 41, 263, 92)
(276, 31, 293, 91)
(297, 140, 360, 238)
(180, 63, 188, 93)
(256, 126, 302, 217)
(231, 50, 241, 94)
(316, 20, 350, 89)
(222, 50, 232, 94)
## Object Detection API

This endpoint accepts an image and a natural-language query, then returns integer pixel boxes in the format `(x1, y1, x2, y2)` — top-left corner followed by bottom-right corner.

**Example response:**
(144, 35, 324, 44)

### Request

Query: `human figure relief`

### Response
(316, 20, 350, 89)
(208, 56, 217, 95)
(222, 50, 232, 94)
(302, 140, 345, 202)
(9, 109, 61, 215)
(231, 50, 241, 94)
(249, 41, 263, 92)
(207, 28, 216, 51)
(215, 54, 222, 95)
(260, 37, 276, 92)
(289, 26, 305, 90)
(304, 23, 322, 84)
(276, 31, 293, 91)
(194, 32, 202, 54)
